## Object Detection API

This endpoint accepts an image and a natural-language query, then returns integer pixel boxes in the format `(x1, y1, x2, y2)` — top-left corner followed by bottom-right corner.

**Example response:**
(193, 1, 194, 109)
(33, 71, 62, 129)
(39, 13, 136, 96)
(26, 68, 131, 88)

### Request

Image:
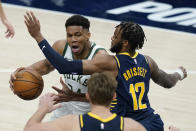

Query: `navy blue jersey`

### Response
(79, 112, 124, 131)
(111, 52, 154, 121)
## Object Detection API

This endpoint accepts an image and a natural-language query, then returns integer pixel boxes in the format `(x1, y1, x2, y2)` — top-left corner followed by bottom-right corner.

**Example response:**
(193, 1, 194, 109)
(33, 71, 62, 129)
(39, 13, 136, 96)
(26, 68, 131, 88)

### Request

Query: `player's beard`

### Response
(110, 41, 123, 54)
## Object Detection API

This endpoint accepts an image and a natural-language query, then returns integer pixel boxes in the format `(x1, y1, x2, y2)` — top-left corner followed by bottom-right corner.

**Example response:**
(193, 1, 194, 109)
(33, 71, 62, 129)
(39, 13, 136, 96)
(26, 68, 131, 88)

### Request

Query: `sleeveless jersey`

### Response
(79, 112, 124, 131)
(51, 42, 105, 120)
(110, 52, 154, 121)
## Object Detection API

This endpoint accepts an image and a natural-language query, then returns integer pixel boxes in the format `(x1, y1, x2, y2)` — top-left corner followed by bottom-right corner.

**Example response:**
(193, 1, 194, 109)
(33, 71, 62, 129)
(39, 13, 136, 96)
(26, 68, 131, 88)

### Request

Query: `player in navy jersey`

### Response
(24, 12, 187, 131)
(24, 72, 146, 131)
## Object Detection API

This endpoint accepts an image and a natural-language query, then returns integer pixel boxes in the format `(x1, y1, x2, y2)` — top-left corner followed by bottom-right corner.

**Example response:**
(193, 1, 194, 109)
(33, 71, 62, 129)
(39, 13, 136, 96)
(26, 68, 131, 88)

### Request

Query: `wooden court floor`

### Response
(0, 4, 195, 131)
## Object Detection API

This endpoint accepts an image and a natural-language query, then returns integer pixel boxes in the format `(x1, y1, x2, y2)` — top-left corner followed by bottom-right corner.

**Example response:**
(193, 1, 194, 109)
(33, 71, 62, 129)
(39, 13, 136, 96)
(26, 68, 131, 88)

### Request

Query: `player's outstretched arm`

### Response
(24, 11, 116, 76)
(146, 55, 187, 88)
(24, 11, 84, 74)
(24, 93, 61, 131)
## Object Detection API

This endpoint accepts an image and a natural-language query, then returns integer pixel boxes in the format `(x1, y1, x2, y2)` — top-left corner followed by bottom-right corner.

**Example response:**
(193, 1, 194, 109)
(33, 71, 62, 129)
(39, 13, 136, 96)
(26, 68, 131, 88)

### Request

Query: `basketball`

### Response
(13, 69, 44, 100)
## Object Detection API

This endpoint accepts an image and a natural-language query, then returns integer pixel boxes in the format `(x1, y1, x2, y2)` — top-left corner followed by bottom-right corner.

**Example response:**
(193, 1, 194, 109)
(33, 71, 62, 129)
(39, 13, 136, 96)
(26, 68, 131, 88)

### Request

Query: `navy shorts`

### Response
(139, 113, 164, 131)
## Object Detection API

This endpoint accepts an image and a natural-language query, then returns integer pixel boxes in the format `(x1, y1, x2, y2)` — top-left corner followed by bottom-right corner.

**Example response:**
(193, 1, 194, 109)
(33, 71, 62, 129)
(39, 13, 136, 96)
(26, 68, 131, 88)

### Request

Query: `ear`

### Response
(87, 32, 91, 39)
(112, 92, 117, 100)
(86, 93, 90, 101)
(122, 40, 129, 46)
(121, 40, 129, 51)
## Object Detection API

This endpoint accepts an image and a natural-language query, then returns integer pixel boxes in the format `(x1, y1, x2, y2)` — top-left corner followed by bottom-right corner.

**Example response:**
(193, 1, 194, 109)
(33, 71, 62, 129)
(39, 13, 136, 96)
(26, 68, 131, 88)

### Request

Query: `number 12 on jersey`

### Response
(129, 82, 147, 111)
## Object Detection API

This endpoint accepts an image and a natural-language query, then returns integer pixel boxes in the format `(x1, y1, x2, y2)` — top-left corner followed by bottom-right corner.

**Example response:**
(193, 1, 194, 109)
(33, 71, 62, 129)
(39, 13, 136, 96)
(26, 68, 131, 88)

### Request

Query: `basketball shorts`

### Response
(139, 113, 164, 131)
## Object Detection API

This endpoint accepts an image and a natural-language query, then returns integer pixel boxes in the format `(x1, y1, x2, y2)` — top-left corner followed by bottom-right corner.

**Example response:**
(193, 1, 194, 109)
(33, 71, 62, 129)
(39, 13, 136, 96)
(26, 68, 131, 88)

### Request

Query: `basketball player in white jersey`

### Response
(9, 14, 107, 119)
(51, 35, 106, 120)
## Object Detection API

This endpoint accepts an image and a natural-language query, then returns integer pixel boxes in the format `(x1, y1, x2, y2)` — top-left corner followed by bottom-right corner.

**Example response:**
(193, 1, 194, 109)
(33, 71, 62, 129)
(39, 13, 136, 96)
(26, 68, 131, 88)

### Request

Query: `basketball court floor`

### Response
(0, 4, 195, 131)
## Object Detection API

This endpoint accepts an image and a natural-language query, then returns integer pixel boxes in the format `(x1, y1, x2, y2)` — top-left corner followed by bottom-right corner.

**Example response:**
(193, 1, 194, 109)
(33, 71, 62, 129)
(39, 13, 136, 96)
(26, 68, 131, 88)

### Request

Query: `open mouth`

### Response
(71, 45, 80, 53)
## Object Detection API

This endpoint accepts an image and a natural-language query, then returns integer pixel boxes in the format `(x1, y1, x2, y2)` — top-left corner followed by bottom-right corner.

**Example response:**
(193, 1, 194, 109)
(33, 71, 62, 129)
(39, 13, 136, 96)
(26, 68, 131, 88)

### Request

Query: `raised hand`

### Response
(38, 93, 61, 113)
(24, 11, 44, 43)
(52, 77, 75, 103)
(3, 19, 15, 38)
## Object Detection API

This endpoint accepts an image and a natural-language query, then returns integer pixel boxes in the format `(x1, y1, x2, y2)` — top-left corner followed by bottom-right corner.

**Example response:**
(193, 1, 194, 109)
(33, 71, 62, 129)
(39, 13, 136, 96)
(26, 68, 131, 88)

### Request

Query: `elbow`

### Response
(164, 82, 176, 89)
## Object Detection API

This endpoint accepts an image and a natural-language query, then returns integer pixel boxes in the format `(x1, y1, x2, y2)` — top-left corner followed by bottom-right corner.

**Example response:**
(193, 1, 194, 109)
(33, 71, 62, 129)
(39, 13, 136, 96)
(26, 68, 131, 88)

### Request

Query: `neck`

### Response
(90, 104, 113, 118)
(74, 41, 91, 60)
(118, 50, 136, 57)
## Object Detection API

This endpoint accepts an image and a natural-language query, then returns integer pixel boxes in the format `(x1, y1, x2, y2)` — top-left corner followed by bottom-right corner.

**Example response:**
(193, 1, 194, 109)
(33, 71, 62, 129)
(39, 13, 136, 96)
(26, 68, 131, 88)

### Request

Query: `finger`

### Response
(11, 73, 16, 81)
(24, 18, 29, 27)
(24, 14, 31, 24)
(52, 86, 64, 93)
(14, 67, 25, 77)
(30, 11, 38, 24)
(51, 94, 59, 100)
(60, 77, 68, 87)
(17, 67, 25, 72)
(9, 83, 15, 94)
(10, 30, 15, 38)
(26, 12, 34, 23)
(11, 32, 15, 37)
(57, 97, 70, 102)
(53, 103, 61, 110)
(55, 98, 66, 103)
(9, 80, 13, 87)
(24, 20, 29, 29)
(9, 83, 16, 94)
(6, 32, 11, 38)
(5, 29, 9, 33)
(9, 80, 14, 89)
(54, 100, 59, 105)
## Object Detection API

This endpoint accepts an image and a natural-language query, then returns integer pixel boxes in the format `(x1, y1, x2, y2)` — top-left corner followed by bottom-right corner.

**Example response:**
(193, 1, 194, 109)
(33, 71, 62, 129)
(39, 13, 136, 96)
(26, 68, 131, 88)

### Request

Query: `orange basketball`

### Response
(13, 69, 44, 100)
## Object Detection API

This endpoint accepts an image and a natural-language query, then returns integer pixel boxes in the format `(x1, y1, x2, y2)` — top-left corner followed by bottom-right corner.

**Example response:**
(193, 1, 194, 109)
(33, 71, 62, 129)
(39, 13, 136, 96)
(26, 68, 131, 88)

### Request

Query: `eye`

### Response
(75, 32, 82, 37)
(67, 34, 72, 37)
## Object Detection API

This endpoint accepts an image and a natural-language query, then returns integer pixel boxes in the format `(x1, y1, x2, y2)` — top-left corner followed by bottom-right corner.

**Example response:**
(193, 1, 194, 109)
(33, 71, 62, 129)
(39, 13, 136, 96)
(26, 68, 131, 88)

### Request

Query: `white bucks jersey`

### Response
(51, 42, 105, 120)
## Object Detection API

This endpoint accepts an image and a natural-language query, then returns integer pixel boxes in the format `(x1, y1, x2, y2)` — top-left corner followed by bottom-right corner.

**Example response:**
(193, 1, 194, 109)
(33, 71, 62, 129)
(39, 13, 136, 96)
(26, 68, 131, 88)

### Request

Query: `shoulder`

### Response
(55, 115, 79, 130)
(144, 55, 159, 74)
(92, 42, 108, 56)
(94, 49, 108, 56)
(124, 118, 147, 131)
(52, 39, 67, 55)
(93, 53, 114, 64)
(93, 54, 117, 74)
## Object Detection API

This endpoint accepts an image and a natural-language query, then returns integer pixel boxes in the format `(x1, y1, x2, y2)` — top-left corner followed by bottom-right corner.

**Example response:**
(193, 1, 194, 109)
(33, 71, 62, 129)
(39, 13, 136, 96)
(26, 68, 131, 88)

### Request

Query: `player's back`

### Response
(111, 52, 154, 120)
(79, 112, 124, 131)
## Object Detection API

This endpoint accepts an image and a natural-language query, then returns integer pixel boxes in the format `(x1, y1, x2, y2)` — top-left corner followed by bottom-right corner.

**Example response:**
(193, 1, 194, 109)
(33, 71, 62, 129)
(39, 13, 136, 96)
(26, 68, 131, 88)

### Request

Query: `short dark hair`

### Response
(87, 72, 117, 107)
(65, 15, 90, 30)
(116, 21, 146, 51)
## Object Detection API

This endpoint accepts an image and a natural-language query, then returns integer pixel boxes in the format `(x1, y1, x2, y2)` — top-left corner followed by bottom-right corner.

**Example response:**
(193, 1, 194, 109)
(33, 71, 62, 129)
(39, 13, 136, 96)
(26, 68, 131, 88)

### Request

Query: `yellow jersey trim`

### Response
(88, 112, 117, 123)
(114, 56, 120, 68)
(119, 52, 138, 58)
(120, 116, 124, 130)
(79, 114, 84, 128)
